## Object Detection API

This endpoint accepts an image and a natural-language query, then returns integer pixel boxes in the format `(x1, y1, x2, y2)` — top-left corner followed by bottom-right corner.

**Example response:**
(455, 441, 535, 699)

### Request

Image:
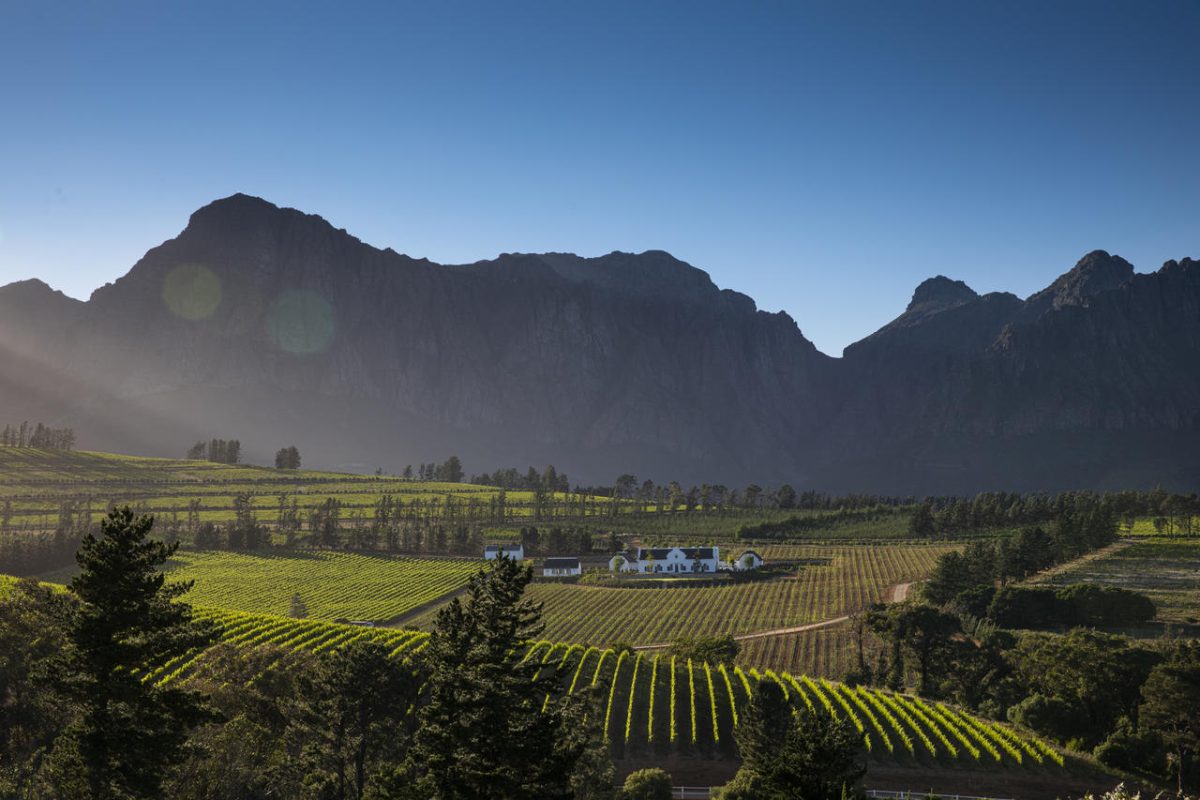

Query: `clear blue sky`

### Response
(1, 1, 1196, 356)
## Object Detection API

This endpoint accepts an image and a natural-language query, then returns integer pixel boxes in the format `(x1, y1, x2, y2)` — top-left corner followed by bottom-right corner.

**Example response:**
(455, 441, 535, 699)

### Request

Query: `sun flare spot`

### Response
(266, 289, 336, 354)
(162, 264, 221, 320)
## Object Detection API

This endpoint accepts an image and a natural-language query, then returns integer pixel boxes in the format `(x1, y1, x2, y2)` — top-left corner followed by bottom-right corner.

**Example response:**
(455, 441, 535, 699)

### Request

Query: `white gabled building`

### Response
(484, 543, 524, 561)
(611, 546, 720, 574)
(542, 557, 581, 577)
(732, 550, 764, 571)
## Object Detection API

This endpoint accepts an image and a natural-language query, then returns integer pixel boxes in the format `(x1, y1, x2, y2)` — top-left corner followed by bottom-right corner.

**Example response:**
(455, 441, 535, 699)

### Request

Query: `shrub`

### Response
(1055, 584, 1156, 627)
(1007, 693, 1087, 743)
(1093, 718, 1167, 775)
(620, 768, 672, 800)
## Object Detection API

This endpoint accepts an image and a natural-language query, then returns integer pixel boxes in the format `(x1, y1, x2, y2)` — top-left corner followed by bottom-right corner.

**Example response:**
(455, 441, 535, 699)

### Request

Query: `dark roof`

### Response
(543, 557, 580, 569)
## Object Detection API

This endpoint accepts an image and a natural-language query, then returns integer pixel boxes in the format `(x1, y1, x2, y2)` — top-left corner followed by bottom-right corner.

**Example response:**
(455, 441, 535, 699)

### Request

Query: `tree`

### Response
(716, 681, 865, 799)
(46, 507, 217, 799)
(275, 446, 301, 470)
(620, 768, 672, 800)
(1140, 645, 1200, 793)
(614, 474, 638, 500)
(407, 556, 609, 798)
(289, 640, 422, 800)
(0, 579, 76, 796)
(437, 456, 464, 484)
(909, 501, 935, 537)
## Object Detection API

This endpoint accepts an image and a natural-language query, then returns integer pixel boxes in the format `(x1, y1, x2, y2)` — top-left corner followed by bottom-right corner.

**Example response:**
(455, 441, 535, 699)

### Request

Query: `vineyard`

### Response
(42, 549, 482, 622)
(139, 607, 1067, 772)
(0, 448, 616, 528)
(484, 545, 957, 646)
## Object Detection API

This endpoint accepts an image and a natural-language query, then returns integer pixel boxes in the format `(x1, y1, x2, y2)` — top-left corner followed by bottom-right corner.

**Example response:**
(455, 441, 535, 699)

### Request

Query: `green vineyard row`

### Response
(156, 607, 1063, 771)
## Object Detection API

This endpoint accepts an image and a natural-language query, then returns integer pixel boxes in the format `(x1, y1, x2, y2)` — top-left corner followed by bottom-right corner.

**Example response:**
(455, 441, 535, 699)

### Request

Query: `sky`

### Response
(1, 1, 1197, 356)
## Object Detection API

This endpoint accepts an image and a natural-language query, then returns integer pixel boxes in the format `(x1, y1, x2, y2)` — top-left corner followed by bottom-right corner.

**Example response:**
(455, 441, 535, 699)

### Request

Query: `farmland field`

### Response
(132, 605, 1066, 772)
(1027, 537, 1200, 625)
(0, 448, 609, 529)
(410, 544, 957, 648)
(42, 549, 482, 622)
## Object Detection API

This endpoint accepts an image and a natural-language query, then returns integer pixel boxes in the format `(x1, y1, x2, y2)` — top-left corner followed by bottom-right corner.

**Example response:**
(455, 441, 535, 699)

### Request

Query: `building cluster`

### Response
(482, 542, 763, 577)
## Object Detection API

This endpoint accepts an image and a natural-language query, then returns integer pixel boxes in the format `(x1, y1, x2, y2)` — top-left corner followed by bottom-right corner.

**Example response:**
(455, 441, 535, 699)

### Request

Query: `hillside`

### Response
(2, 195, 1198, 492)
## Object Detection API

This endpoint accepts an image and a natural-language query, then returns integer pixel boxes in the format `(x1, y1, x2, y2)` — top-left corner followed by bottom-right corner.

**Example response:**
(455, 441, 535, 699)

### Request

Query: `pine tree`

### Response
(407, 556, 608, 798)
(47, 507, 217, 799)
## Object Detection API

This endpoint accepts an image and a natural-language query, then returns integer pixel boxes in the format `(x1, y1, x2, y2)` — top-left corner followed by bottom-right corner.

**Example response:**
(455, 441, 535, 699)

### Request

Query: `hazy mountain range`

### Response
(2, 194, 1196, 493)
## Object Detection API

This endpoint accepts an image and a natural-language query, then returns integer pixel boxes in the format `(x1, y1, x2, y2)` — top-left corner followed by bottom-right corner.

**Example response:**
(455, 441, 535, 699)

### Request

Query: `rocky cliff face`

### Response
(2, 195, 1196, 492)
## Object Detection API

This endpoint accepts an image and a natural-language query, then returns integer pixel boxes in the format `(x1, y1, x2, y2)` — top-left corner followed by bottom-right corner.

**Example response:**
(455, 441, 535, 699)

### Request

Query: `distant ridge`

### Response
(1, 194, 1197, 493)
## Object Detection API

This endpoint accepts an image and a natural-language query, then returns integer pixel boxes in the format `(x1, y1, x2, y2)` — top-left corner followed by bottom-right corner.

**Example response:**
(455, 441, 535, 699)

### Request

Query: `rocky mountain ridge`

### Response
(2, 194, 1196, 493)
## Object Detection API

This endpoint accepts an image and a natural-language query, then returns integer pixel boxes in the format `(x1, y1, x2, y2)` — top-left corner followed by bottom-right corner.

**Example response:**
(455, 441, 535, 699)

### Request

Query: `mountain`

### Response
(2, 194, 1197, 493)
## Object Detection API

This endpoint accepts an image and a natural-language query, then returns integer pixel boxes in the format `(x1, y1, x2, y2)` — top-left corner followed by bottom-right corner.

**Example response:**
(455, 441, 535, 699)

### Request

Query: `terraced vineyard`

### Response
(488, 545, 956, 646)
(43, 549, 481, 621)
(143, 607, 1065, 772)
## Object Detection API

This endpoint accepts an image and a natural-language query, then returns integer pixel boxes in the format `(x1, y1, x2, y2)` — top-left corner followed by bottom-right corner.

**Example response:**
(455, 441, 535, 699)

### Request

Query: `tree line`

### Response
(1, 421, 76, 450)
(186, 438, 242, 464)
(843, 496, 1200, 793)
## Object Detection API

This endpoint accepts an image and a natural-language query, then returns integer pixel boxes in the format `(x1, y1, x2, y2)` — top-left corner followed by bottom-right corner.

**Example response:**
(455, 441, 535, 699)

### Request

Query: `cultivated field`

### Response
(409, 544, 956, 648)
(0, 448, 606, 529)
(41, 549, 482, 622)
(136, 605, 1066, 772)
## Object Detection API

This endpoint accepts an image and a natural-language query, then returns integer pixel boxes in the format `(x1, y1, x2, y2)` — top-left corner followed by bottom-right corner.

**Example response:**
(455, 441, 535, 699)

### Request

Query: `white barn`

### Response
(613, 546, 720, 574)
(542, 557, 581, 577)
(484, 543, 524, 561)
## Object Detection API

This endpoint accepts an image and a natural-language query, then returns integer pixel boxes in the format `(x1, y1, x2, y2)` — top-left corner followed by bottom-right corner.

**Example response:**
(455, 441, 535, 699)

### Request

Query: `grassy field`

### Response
(1027, 537, 1200, 625)
(408, 544, 957, 649)
(42, 549, 482, 622)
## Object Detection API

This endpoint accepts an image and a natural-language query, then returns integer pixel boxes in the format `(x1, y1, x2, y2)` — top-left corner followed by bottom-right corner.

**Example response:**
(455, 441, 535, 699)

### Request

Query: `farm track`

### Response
(633, 581, 915, 650)
(380, 584, 471, 628)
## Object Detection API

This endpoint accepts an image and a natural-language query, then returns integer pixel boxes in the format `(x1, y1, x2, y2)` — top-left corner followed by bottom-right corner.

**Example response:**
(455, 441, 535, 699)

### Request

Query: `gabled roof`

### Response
(543, 557, 580, 569)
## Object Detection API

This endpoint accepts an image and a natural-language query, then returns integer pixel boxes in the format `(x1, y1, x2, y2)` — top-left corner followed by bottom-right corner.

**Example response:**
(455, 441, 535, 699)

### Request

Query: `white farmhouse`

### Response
(484, 543, 524, 561)
(732, 550, 764, 571)
(542, 557, 581, 577)
(612, 546, 720, 574)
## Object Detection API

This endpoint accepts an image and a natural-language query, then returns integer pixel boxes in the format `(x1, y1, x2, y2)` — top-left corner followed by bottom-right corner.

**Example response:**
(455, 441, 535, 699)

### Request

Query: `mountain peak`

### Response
(1026, 250, 1134, 311)
(907, 275, 978, 313)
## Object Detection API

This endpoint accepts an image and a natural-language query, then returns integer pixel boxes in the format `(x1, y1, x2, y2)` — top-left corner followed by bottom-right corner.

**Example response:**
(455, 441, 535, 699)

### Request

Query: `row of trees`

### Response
(923, 498, 1120, 604)
(403, 457, 465, 483)
(909, 489, 1200, 537)
(185, 438, 242, 464)
(0, 421, 76, 450)
(473, 464, 570, 492)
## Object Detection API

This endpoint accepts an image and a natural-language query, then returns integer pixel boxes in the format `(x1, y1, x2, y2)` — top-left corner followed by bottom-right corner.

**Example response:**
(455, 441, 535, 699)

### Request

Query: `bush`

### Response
(1055, 584, 1156, 627)
(988, 586, 1059, 628)
(1008, 693, 1088, 743)
(620, 768, 672, 800)
(1093, 718, 1167, 776)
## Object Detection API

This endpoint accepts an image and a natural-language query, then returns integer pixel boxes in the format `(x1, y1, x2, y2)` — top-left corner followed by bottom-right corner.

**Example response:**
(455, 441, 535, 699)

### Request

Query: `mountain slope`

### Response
(2, 195, 1196, 492)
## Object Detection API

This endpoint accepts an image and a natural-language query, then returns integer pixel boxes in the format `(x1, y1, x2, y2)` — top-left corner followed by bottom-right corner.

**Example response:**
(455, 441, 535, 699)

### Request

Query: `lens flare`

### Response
(163, 264, 221, 320)
(266, 289, 336, 354)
